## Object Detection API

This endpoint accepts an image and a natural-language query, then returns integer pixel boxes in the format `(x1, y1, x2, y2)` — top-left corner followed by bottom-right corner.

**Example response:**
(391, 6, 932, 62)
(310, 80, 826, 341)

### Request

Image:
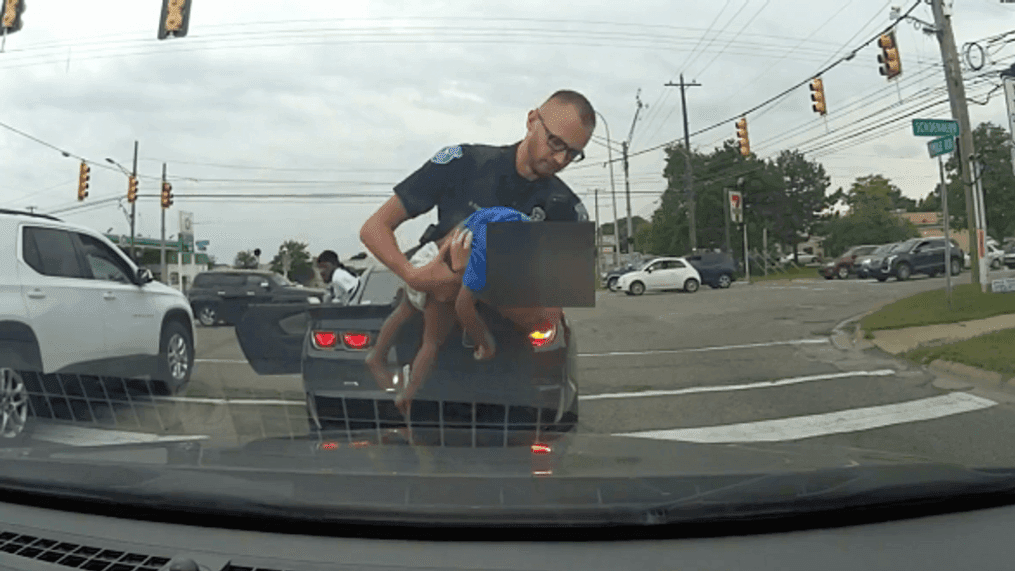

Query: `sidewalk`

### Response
(859, 313, 1015, 392)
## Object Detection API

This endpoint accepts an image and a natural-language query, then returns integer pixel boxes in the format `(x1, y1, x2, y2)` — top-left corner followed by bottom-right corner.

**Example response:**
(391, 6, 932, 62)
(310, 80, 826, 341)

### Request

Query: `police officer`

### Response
(359, 89, 594, 302)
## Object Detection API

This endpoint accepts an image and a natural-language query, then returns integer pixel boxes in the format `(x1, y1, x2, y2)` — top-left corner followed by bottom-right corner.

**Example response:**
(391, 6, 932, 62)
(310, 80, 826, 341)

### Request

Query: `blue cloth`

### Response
(462, 206, 530, 293)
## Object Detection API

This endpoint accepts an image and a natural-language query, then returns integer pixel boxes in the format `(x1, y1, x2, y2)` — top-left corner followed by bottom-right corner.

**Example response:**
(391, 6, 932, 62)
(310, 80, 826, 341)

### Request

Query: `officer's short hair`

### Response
(545, 90, 596, 132)
(317, 250, 339, 266)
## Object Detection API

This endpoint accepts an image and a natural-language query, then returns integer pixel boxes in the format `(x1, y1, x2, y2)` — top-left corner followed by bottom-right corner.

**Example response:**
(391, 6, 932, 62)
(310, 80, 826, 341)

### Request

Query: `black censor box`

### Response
(483, 221, 596, 308)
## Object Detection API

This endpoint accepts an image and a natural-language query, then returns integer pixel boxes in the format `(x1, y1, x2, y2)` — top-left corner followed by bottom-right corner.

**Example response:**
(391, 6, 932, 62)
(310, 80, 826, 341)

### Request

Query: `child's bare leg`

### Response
(365, 290, 418, 390)
(395, 299, 457, 417)
(455, 286, 496, 361)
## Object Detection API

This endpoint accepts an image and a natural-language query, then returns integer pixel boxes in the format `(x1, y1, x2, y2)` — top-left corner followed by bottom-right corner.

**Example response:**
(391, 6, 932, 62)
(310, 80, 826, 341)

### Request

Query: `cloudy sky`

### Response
(3, 0, 1013, 264)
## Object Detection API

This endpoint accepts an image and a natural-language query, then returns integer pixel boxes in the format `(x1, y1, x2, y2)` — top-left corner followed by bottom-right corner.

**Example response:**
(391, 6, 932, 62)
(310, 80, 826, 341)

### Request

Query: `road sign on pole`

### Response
(912, 118, 959, 137)
(927, 135, 955, 158)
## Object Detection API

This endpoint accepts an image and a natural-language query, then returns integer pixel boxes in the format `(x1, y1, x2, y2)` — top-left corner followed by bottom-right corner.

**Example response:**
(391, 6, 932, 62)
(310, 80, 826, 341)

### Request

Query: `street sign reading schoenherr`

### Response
(912, 119, 959, 137)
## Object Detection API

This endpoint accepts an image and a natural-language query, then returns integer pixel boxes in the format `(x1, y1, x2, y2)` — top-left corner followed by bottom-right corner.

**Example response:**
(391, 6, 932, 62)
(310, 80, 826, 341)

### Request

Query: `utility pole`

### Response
(928, 0, 981, 286)
(664, 74, 703, 252)
(593, 187, 601, 282)
(622, 90, 647, 258)
(595, 111, 622, 268)
(130, 140, 138, 262)
(161, 163, 167, 284)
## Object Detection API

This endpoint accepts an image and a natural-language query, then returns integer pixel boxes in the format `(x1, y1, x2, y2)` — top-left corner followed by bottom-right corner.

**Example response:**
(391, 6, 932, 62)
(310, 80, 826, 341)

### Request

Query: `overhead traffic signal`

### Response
(77, 162, 89, 202)
(127, 175, 138, 203)
(878, 30, 902, 80)
(735, 117, 750, 157)
(1, 0, 25, 34)
(161, 181, 173, 209)
(809, 78, 827, 115)
(158, 0, 191, 40)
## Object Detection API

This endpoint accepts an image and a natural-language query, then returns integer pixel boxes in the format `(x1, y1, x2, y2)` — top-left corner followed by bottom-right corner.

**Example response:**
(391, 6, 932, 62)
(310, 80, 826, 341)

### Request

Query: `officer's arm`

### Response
(360, 195, 416, 284)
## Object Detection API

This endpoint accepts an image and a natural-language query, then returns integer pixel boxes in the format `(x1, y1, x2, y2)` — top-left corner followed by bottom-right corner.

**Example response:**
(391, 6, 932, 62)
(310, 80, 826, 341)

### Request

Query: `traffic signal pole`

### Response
(929, 0, 981, 288)
(130, 140, 138, 262)
(161, 162, 167, 283)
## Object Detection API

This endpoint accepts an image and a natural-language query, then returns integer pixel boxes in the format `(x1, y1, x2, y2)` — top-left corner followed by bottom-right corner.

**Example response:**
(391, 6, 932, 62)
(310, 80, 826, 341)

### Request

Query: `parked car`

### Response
(233, 265, 578, 449)
(602, 263, 640, 291)
(0, 209, 196, 441)
(780, 251, 822, 266)
(616, 257, 702, 295)
(1005, 242, 1015, 269)
(188, 269, 325, 326)
(870, 237, 964, 282)
(856, 242, 900, 279)
(685, 252, 738, 289)
(821, 245, 879, 280)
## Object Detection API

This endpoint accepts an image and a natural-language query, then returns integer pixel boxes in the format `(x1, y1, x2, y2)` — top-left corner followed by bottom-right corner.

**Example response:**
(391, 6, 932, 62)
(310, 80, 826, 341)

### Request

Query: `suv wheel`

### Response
(684, 278, 699, 293)
(991, 258, 1001, 270)
(950, 259, 962, 276)
(896, 262, 912, 281)
(629, 281, 646, 296)
(196, 304, 217, 327)
(0, 368, 30, 444)
(717, 274, 732, 289)
(837, 266, 850, 280)
(159, 322, 193, 394)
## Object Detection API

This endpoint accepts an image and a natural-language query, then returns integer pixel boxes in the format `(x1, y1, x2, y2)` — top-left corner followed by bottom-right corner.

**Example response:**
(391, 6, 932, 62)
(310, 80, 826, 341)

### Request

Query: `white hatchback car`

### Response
(616, 257, 702, 295)
(0, 209, 196, 441)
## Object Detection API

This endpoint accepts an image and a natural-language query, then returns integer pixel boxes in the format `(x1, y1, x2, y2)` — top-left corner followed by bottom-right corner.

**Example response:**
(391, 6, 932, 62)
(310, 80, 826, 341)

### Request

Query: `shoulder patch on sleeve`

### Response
(431, 145, 464, 165)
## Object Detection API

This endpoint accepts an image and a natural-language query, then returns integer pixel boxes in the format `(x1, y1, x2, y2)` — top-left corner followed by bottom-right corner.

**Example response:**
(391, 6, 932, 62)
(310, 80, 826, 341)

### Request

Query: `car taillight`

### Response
(313, 331, 338, 349)
(529, 323, 556, 348)
(531, 443, 552, 455)
(343, 332, 371, 350)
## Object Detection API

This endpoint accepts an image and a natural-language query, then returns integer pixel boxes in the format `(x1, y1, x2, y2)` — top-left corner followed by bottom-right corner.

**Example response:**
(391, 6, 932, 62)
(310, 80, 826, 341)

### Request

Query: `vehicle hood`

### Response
(2, 434, 1010, 528)
(144, 280, 188, 300)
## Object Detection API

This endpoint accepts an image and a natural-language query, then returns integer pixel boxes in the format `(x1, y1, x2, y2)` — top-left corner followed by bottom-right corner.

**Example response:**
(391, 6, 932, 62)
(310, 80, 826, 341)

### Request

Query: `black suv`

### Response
(188, 270, 325, 326)
(685, 252, 739, 289)
(870, 238, 964, 282)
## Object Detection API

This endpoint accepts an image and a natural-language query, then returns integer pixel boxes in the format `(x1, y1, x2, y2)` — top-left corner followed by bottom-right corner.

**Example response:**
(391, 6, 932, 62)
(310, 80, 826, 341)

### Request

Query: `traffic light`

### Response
(878, 30, 902, 80)
(161, 181, 173, 209)
(735, 117, 750, 157)
(77, 162, 89, 201)
(127, 175, 138, 203)
(809, 78, 827, 115)
(158, 0, 191, 40)
(1, 0, 25, 34)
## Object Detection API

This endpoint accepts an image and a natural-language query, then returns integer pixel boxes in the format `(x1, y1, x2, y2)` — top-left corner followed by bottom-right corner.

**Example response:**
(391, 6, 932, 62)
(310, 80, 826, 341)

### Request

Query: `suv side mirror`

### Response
(137, 268, 154, 285)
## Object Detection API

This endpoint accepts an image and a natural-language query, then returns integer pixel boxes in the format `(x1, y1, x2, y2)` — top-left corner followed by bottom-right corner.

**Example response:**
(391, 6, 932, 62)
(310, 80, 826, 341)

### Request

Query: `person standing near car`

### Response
(316, 250, 360, 305)
(359, 89, 595, 415)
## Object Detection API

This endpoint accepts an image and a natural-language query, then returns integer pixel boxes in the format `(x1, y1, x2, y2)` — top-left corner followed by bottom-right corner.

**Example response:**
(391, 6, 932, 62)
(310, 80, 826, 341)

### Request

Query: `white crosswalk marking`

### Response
(616, 392, 998, 443)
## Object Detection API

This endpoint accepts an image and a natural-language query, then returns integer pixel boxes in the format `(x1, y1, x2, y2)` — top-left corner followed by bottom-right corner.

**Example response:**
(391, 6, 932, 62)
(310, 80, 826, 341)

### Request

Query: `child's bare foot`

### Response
(365, 349, 395, 391)
(473, 329, 496, 361)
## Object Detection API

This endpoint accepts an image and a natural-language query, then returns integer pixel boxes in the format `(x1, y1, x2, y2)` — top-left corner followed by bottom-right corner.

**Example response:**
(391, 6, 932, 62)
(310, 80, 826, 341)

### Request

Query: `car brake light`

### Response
(313, 331, 338, 349)
(343, 332, 371, 349)
(529, 323, 556, 348)
(320, 441, 339, 451)
(532, 443, 552, 455)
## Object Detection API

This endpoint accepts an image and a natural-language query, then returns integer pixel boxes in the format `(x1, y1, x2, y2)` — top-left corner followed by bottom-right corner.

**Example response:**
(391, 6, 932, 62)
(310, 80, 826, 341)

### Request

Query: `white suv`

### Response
(0, 209, 196, 441)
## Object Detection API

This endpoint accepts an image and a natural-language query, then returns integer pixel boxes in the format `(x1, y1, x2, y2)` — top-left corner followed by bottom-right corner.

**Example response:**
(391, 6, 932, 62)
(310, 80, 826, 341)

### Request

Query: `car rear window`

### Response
(358, 269, 401, 305)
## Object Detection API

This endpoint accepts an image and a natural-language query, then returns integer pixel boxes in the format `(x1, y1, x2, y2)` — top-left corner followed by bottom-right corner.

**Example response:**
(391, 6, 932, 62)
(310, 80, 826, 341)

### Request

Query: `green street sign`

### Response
(912, 118, 959, 137)
(927, 135, 955, 158)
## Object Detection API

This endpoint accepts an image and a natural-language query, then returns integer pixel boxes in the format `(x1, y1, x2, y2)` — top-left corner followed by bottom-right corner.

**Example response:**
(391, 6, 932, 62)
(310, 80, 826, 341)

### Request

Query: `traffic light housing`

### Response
(158, 0, 191, 40)
(127, 175, 138, 203)
(161, 181, 173, 209)
(809, 78, 827, 115)
(878, 31, 902, 80)
(735, 117, 750, 157)
(1, 0, 25, 34)
(77, 162, 89, 202)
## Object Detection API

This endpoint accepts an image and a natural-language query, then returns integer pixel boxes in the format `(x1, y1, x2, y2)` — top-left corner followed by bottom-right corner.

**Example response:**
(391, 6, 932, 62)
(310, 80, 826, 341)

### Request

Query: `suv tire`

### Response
(837, 266, 850, 280)
(896, 262, 912, 281)
(158, 321, 193, 395)
(950, 259, 962, 276)
(196, 304, 218, 327)
(717, 274, 732, 289)
(0, 367, 31, 445)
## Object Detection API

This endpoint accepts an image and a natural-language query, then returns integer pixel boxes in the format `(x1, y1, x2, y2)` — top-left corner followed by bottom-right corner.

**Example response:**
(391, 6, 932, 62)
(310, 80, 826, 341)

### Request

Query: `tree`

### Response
(599, 216, 650, 254)
(269, 240, 314, 285)
(938, 122, 1015, 241)
(234, 250, 258, 269)
(817, 175, 920, 257)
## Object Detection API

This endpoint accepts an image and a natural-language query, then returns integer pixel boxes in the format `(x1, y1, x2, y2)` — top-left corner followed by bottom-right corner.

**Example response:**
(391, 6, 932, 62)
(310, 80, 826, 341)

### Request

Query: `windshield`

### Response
(4, 0, 1015, 534)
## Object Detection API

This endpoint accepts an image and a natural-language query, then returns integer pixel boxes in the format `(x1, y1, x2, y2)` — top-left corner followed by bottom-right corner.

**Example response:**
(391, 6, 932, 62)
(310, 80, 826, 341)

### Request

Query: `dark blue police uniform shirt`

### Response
(393, 142, 589, 243)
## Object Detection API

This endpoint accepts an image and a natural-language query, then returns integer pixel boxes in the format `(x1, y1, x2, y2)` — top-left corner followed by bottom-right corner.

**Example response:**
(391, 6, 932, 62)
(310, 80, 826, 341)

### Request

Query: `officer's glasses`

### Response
(535, 111, 585, 163)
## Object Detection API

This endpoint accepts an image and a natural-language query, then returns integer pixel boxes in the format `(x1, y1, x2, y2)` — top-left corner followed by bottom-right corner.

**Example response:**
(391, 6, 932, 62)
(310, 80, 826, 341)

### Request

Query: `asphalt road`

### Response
(28, 266, 1015, 467)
